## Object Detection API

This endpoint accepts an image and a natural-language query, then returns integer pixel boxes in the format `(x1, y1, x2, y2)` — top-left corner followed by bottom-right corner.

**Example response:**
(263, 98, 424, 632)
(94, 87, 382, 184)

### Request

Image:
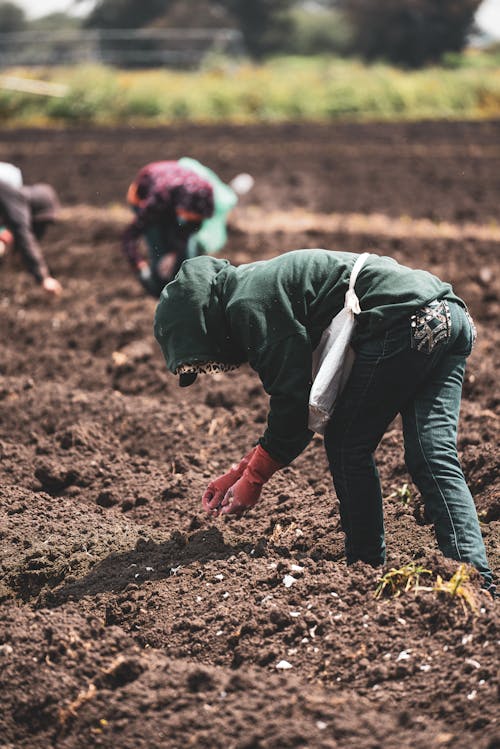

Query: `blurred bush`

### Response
(1, 53, 500, 125)
(0, 1, 26, 33)
(285, 6, 352, 56)
(338, 0, 482, 68)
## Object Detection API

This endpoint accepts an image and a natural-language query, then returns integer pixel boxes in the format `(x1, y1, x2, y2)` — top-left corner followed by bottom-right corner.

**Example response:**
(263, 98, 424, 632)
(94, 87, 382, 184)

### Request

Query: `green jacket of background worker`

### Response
(0, 162, 62, 296)
(123, 157, 241, 298)
(154, 250, 494, 593)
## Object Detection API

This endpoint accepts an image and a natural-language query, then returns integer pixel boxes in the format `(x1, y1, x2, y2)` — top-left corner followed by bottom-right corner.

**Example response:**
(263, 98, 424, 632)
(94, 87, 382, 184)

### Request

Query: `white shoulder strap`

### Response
(345, 252, 371, 315)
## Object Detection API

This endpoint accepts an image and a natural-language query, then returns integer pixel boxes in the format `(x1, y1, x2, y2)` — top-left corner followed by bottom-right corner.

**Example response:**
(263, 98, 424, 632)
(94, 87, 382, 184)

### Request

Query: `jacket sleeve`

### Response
(250, 332, 314, 465)
(0, 183, 49, 282)
(122, 214, 146, 270)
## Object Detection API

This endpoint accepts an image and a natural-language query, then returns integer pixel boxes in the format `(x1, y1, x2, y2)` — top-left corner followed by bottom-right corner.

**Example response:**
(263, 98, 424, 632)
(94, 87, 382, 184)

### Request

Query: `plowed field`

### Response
(0, 121, 498, 749)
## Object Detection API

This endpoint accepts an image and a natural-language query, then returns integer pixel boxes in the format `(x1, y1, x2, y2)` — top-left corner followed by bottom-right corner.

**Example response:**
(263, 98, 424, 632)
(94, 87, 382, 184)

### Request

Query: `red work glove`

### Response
(202, 447, 257, 515)
(220, 445, 283, 517)
(0, 228, 13, 257)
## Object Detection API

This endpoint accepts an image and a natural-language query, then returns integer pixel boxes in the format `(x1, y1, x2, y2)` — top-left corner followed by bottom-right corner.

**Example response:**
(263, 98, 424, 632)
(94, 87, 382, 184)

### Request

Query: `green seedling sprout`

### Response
(388, 482, 412, 506)
(374, 562, 432, 599)
(432, 563, 479, 613)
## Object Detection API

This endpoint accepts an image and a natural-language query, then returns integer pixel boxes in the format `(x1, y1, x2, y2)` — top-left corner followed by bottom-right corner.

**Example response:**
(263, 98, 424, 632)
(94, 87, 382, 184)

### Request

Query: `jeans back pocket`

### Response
(410, 299, 451, 354)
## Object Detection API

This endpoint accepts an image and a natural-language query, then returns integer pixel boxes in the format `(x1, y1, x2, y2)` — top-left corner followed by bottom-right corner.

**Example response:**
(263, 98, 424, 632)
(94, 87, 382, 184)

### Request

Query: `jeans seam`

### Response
(410, 400, 463, 561)
(339, 330, 389, 557)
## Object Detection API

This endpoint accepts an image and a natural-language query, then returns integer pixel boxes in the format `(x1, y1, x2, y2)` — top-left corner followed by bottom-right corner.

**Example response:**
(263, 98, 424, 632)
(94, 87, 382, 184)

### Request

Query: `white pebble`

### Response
(276, 660, 293, 670)
(396, 650, 411, 661)
(465, 658, 481, 669)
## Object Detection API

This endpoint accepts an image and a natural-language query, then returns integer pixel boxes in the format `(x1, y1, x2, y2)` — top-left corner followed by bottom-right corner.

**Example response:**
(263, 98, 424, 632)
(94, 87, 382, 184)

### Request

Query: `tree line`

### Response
(0, 0, 483, 68)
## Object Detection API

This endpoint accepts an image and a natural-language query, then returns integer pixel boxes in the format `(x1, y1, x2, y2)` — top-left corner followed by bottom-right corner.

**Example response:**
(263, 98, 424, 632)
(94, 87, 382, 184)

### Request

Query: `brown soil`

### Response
(0, 122, 498, 749)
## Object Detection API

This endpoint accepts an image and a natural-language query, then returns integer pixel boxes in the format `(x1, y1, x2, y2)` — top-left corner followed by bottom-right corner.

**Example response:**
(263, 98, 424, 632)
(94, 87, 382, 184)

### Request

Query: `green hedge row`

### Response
(1, 54, 500, 125)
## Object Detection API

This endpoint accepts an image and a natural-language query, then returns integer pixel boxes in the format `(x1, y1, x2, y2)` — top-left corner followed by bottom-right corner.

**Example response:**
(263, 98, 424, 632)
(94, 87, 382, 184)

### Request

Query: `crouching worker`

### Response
(123, 157, 248, 297)
(0, 162, 62, 295)
(154, 249, 495, 593)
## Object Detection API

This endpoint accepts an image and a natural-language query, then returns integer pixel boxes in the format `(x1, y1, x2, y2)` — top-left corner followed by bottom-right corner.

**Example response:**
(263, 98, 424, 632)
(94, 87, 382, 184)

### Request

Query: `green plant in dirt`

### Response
(3, 54, 500, 126)
(374, 562, 432, 599)
(388, 482, 412, 506)
(432, 563, 479, 613)
(375, 562, 479, 613)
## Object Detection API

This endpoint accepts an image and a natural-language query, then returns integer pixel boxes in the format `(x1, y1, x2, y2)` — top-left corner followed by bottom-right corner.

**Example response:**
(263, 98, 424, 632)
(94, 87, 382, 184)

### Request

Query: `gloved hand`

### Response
(220, 445, 283, 518)
(42, 276, 62, 296)
(0, 228, 13, 258)
(137, 260, 151, 282)
(202, 447, 257, 515)
(136, 261, 158, 295)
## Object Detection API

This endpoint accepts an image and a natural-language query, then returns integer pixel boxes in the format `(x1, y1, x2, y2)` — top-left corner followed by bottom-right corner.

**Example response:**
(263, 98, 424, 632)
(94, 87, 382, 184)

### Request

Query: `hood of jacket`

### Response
(154, 256, 245, 376)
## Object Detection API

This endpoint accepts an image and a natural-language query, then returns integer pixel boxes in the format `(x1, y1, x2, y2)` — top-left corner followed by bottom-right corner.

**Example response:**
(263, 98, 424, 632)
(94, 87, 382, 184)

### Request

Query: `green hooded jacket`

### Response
(154, 250, 462, 465)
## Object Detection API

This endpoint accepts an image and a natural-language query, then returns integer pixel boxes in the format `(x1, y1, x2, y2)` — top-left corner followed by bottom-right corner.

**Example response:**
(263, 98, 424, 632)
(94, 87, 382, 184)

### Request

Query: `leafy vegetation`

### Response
(338, 0, 481, 68)
(4, 0, 490, 65)
(1, 53, 499, 126)
(375, 562, 480, 613)
(374, 563, 433, 599)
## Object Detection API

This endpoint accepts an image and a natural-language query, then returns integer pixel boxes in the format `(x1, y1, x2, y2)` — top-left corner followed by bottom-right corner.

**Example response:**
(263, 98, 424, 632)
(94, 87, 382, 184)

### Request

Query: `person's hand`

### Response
(0, 228, 13, 258)
(137, 260, 151, 280)
(221, 445, 283, 518)
(42, 276, 62, 296)
(220, 473, 263, 517)
(136, 262, 156, 294)
(156, 253, 177, 282)
(202, 447, 257, 515)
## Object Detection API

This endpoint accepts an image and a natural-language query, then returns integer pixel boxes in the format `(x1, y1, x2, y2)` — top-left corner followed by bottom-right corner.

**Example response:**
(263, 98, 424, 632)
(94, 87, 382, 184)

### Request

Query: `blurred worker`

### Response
(0, 162, 62, 295)
(123, 157, 253, 297)
(154, 250, 494, 594)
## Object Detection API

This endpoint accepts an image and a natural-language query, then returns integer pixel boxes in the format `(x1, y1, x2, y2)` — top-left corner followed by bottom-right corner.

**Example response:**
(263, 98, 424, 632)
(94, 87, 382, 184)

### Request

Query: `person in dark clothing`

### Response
(154, 250, 495, 594)
(123, 158, 239, 297)
(0, 172, 62, 296)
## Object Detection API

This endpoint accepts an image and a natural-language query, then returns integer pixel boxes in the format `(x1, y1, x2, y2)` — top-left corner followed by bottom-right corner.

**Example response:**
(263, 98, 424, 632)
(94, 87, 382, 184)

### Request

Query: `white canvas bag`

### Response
(308, 252, 371, 434)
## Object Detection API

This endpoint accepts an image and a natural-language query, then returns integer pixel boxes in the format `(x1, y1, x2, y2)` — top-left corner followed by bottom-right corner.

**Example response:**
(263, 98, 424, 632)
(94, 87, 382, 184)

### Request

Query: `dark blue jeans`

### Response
(324, 301, 494, 591)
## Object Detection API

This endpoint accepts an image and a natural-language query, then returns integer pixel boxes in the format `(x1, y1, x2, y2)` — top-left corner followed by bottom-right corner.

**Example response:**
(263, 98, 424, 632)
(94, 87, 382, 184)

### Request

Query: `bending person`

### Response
(0, 162, 62, 295)
(154, 249, 494, 594)
(123, 158, 250, 297)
